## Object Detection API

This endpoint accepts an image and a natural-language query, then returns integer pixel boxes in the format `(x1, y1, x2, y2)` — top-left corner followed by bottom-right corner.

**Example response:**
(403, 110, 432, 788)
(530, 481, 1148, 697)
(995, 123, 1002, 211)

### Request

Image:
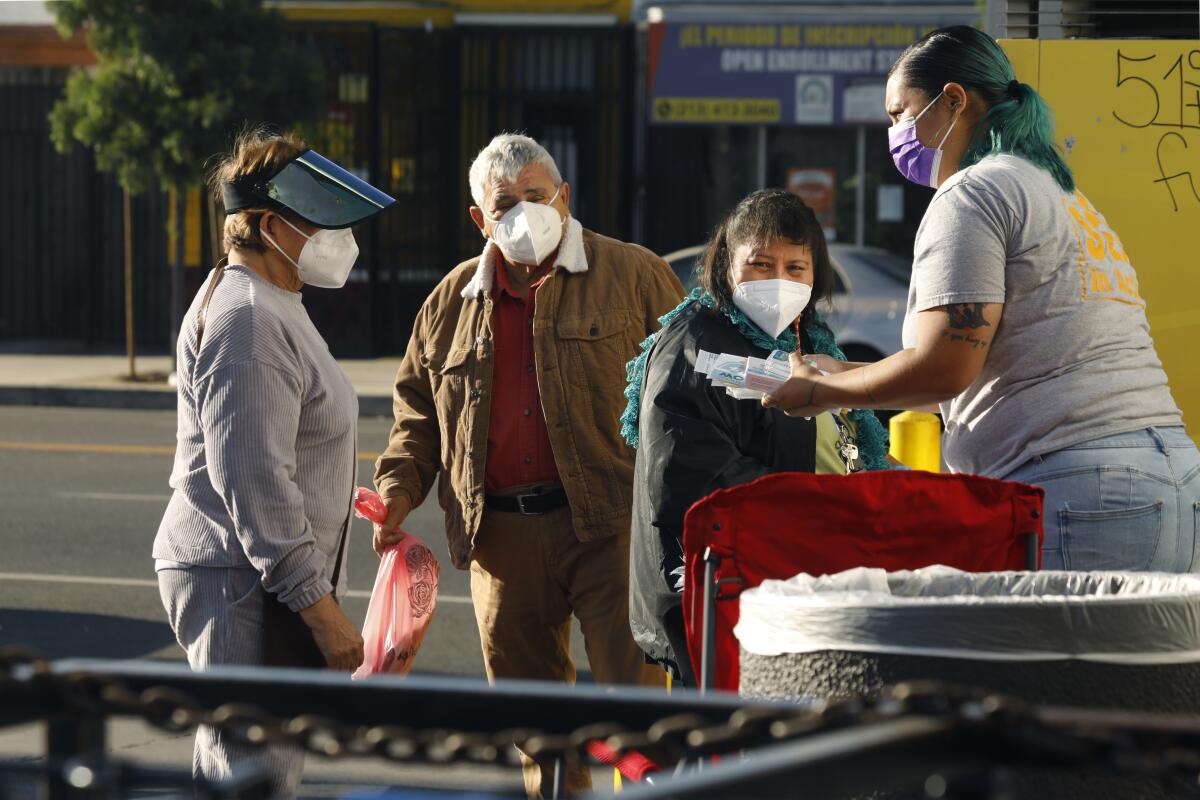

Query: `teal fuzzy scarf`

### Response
(621, 288, 891, 472)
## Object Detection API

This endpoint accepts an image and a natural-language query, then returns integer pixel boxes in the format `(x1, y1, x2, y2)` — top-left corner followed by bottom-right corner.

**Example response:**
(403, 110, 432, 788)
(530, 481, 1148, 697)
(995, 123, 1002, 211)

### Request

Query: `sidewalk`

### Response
(0, 354, 403, 417)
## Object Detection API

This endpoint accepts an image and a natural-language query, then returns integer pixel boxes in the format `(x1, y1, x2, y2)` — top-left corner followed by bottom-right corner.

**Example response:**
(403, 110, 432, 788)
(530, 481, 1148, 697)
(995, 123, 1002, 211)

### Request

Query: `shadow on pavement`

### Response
(0, 609, 177, 660)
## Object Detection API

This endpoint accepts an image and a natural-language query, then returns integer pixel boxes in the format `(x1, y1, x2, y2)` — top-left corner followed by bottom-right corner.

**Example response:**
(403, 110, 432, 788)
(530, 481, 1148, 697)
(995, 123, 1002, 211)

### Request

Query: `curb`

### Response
(0, 387, 394, 418)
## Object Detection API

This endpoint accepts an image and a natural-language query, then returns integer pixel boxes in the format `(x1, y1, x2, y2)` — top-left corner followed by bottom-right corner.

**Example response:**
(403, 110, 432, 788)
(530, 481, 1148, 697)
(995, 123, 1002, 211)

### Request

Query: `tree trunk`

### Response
(123, 187, 136, 379)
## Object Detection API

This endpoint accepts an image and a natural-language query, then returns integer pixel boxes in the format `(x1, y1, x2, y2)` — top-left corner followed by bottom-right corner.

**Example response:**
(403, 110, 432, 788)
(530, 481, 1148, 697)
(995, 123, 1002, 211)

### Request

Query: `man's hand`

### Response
(373, 494, 412, 555)
(762, 352, 835, 418)
(298, 594, 365, 672)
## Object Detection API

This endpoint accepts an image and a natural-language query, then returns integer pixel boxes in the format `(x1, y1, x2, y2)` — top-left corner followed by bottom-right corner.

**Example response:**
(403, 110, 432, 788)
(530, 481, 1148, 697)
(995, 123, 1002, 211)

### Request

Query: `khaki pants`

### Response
(469, 502, 662, 798)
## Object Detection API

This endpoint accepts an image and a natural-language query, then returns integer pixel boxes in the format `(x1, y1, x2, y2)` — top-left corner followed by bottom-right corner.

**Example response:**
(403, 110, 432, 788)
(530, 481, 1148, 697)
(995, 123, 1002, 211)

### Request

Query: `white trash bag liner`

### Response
(734, 565, 1200, 665)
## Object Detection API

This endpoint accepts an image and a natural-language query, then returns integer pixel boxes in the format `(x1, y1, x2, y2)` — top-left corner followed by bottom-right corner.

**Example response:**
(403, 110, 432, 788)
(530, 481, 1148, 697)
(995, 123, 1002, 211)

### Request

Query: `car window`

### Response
(669, 257, 699, 291)
(834, 250, 910, 287)
(829, 261, 848, 294)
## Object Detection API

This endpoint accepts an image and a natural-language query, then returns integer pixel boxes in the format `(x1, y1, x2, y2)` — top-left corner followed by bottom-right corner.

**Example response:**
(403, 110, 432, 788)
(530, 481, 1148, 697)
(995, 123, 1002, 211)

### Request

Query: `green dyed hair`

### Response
(889, 25, 1075, 192)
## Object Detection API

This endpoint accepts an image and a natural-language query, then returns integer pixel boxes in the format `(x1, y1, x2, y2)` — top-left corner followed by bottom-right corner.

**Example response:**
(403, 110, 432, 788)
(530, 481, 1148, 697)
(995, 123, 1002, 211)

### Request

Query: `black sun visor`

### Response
(221, 149, 396, 229)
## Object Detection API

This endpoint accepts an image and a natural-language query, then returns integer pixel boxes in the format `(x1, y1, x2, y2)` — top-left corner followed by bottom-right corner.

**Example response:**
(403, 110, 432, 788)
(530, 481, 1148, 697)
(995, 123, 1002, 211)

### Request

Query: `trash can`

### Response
(737, 565, 1200, 707)
(735, 566, 1200, 798)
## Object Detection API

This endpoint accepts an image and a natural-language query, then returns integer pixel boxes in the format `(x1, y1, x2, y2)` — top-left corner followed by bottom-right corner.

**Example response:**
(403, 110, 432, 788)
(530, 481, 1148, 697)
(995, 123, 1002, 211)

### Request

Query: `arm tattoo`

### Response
(940, 330, 990, 349)
(946, 303, 990, 329)
(805, 379, 820, 408)
(860, 365, 877, 404)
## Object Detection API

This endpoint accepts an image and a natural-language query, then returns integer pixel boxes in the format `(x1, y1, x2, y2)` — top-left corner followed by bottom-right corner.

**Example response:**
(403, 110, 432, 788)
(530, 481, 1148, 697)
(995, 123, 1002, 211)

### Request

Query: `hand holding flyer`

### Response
(696, 348, 822, 400)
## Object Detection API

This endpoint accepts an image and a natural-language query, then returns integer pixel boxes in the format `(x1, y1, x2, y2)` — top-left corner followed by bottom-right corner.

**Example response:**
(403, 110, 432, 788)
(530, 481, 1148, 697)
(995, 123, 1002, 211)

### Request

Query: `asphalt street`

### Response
(0, 405, 604, 796)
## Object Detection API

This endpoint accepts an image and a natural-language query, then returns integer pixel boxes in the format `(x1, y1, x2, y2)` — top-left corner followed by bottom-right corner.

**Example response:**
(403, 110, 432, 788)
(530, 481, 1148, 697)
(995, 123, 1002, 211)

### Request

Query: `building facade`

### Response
(0, 0, 636, 357)
(17, 0, 1135, 356)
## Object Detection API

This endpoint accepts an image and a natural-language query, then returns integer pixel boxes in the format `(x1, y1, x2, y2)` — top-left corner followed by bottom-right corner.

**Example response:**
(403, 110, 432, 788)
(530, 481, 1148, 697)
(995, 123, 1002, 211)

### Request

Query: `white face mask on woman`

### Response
(486, 186, 564, 266)
(262, 215, 360, 289)
(732, 278, 813, 338)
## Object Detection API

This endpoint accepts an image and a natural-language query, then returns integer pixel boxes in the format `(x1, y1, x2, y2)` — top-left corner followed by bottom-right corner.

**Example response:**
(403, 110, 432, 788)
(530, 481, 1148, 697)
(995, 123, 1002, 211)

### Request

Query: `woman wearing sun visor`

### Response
(152, 129, 396, 796)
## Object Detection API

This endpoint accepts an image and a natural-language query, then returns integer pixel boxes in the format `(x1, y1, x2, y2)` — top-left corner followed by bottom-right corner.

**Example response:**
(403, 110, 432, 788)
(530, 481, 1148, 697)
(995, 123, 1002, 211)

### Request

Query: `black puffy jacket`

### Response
(628, 302, 820, 685)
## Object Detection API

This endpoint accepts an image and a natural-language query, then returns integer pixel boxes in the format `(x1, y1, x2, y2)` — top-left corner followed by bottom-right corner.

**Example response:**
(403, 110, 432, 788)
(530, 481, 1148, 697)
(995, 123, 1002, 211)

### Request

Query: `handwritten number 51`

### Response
(1114, 51, 1160, 128)
(1113, 49, 1200, 130)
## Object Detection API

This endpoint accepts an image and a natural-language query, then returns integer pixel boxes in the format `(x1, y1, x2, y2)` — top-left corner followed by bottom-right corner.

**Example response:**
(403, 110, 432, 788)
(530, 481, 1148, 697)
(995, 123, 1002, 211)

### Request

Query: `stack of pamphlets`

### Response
(694, 349, 831, 401)
(695, 349, 794, 400)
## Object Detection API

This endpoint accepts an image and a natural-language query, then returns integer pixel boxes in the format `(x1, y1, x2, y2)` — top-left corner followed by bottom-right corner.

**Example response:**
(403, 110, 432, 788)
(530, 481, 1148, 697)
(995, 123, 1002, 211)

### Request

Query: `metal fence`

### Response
(0, 67, 170, 352)
(6, 648, 1200, 799)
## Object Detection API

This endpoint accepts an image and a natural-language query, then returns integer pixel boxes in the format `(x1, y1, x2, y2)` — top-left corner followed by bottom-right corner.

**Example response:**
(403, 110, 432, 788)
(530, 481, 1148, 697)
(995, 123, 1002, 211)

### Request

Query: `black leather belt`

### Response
(484, 487, 569, 516)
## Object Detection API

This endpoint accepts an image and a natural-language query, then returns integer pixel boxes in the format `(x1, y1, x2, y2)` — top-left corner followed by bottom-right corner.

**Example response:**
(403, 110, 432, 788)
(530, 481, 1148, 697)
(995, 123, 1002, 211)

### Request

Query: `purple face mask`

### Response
(888, 92, 958, 189)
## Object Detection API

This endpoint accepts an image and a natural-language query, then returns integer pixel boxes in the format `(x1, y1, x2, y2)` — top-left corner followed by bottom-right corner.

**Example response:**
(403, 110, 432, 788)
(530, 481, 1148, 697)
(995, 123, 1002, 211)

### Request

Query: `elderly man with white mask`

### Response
(373, 133, 683, 797)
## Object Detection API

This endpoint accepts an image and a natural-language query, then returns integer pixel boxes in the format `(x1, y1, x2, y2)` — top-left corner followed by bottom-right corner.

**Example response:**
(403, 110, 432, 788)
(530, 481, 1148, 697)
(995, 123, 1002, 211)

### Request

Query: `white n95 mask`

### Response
(263, 215, 360, 289)
(487, 186, 564, 266)
(732, 279, 813, 338)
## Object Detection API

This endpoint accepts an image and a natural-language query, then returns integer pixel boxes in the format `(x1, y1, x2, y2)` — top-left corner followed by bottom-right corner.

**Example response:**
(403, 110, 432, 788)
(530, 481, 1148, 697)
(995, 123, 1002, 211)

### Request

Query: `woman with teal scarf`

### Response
(623, 189, 891, 686)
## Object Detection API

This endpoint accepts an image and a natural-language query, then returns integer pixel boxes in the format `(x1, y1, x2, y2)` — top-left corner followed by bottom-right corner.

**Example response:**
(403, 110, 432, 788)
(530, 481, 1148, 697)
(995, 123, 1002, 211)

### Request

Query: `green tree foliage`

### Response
(49, 0, 324, 194)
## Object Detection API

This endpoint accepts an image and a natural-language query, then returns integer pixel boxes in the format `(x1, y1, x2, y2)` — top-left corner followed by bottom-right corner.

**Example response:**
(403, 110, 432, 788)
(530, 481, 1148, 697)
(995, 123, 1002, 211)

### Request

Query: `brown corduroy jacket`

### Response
(374, 220, 685, 569)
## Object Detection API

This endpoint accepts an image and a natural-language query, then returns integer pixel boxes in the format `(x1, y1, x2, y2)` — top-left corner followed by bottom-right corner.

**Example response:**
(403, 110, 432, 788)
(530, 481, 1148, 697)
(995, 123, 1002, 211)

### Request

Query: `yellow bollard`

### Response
(889, 411, 942, 472)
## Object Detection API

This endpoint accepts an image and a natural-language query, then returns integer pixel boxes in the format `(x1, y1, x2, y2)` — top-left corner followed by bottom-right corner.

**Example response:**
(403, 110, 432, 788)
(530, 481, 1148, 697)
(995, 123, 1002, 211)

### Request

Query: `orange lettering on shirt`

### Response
(1068, 190, 1145, 307)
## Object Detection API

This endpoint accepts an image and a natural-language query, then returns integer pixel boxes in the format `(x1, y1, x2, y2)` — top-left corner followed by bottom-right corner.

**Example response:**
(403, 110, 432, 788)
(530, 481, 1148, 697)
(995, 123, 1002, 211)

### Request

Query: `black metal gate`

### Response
(0, 67, 169, 352)
(368, 25, 460, 358)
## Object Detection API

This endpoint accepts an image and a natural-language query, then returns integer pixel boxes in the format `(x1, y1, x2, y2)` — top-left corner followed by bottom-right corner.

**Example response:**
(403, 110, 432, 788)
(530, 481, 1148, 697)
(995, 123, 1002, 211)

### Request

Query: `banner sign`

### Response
(647, 20, 968, 126)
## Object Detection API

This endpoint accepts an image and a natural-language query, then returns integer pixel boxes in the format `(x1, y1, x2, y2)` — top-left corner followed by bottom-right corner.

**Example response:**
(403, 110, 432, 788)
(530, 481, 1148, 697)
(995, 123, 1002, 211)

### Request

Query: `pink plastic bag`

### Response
(351, 488, 440, 678)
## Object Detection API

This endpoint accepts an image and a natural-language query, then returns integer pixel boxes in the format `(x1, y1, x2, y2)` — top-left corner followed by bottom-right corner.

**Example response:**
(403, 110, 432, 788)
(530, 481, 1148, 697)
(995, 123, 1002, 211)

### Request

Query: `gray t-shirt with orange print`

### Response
(901, 153, 1183, 478)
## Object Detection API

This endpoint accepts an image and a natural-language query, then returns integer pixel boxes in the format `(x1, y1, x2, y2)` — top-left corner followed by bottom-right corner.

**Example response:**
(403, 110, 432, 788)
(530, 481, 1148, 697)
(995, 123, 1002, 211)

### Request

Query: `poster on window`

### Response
(787, 168, 837, 241)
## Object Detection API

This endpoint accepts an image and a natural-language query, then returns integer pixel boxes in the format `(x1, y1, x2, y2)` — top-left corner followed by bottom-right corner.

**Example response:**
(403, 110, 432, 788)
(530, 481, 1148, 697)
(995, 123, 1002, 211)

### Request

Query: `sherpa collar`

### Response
(461, 216, 587, 300)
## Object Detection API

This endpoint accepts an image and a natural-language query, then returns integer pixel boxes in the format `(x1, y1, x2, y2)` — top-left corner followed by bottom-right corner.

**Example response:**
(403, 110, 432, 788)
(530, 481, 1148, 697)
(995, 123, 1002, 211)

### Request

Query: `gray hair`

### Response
(468, 133, 562, 207)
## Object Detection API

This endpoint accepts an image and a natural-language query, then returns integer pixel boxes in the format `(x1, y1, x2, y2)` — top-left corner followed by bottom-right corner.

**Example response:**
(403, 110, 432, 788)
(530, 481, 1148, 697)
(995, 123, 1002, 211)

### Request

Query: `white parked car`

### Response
(661, 243, 909, 363)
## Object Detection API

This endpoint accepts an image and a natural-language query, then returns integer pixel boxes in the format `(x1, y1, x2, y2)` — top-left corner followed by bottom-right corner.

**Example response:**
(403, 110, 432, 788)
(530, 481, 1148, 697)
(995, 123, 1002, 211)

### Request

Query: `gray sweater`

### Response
(153, 265, 357, 611)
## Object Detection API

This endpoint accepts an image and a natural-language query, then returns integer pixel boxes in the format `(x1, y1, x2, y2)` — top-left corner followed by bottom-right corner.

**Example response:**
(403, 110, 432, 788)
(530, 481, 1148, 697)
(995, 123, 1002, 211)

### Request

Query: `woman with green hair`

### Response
(767, 26, 1199, 574)
(622, 188, 892, 686)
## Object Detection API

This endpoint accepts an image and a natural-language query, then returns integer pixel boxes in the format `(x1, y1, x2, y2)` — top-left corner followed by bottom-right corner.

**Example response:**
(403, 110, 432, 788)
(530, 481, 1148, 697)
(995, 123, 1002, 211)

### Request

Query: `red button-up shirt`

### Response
(484, 258, 561, 492)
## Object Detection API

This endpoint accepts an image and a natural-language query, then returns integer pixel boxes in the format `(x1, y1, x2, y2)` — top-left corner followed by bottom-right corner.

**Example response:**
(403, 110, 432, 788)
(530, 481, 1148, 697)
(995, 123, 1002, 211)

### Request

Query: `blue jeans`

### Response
(1004, 426, 1200, 572)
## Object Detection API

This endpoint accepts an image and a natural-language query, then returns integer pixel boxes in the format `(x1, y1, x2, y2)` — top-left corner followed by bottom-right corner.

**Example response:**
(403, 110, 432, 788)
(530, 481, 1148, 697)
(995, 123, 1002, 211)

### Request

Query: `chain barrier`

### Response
(4, 647, 1200, 792)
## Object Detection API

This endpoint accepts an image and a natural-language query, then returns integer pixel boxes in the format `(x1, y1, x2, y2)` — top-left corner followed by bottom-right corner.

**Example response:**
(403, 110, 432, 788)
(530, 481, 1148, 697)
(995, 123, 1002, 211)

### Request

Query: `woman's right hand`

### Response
(373, 495, 412, 555)
(298, 594, 365, 671)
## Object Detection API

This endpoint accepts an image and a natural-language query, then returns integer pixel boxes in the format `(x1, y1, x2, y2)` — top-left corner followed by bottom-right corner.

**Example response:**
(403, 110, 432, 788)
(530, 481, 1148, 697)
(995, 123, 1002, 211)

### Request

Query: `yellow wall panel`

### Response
(1002, 39, 1200, 440)
(1002, 38, 1039, 88)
